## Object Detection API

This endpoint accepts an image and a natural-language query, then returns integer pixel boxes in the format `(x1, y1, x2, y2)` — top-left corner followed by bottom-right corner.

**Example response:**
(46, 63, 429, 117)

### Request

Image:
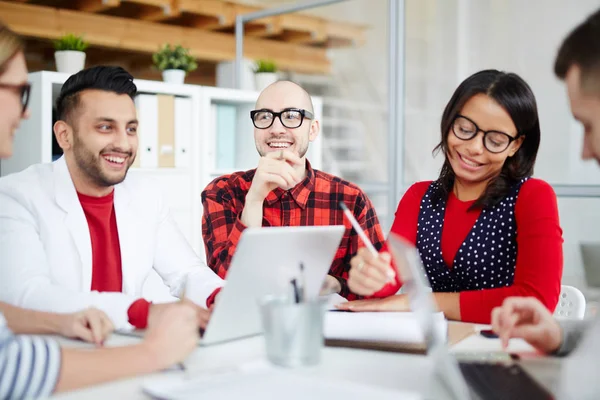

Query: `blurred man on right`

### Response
(491, 7, 600, 400)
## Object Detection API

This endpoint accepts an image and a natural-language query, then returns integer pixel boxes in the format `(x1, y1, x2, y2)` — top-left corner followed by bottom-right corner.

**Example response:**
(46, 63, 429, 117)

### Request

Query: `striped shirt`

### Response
(0, 314, 61, 399)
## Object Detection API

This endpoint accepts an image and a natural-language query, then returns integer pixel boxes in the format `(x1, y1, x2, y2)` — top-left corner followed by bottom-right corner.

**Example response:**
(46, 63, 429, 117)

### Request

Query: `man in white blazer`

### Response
(0, 66, 223, 330)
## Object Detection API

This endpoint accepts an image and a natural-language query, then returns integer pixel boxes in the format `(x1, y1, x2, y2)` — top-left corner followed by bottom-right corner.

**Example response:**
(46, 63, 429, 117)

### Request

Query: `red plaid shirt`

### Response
(201, 161, 385, 300)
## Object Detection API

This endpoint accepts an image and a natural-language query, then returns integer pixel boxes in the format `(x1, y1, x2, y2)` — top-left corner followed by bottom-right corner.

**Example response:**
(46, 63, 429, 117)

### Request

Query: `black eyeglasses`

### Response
(250, 108, 314, 129)
(0, 82, 31, 115)
(452, 115, 521, 154)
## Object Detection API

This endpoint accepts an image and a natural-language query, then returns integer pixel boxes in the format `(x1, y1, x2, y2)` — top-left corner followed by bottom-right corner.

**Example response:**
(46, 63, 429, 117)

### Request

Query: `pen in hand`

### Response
(339, 201, 395, 282)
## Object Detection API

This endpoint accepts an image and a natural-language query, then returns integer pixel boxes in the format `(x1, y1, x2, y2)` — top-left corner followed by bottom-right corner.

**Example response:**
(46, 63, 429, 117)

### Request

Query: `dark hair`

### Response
(433, 69, 541, 209)
(55, 66, 137, 122)
(554, 8, 600, 94)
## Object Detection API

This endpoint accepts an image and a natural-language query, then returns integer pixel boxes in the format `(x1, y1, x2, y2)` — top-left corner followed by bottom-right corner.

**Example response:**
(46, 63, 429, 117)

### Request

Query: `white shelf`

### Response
(1, 71, 324, 255)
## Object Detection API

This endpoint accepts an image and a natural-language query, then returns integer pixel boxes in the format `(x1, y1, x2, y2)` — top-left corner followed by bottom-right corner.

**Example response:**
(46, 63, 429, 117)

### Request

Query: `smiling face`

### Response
(56, 89, 138, 193)
(446, 93, 524, 187)
(253, 81, 319, 159)
(0, 52, 29, 159)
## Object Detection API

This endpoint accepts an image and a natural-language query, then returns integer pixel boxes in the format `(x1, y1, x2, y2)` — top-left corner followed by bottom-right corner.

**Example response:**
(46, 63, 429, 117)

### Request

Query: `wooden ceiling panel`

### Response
(1, 0, 365, 75)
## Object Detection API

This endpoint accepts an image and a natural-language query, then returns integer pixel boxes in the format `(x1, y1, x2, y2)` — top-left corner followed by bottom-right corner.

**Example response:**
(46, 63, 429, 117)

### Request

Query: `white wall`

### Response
(402, 0, 600, 291)
(247, 0, 600, 291)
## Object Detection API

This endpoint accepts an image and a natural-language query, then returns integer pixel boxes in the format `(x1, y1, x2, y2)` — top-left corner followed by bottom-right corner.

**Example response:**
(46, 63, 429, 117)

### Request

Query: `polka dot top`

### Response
(416, 179, 527, 292)
(371, 178, 563, 324)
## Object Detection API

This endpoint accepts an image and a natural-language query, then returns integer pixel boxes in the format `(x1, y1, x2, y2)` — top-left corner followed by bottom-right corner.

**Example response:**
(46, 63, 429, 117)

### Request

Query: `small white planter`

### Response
(54, 51, 86, 74)
(254, 72, 278, 91)
(162, 69, 186, 84)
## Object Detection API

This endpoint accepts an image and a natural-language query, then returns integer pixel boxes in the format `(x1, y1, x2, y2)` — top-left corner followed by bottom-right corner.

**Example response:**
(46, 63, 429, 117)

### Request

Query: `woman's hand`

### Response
(336, 294, 410, 312)
(348, 248, 395, 296)
(58, 307, 114, 346)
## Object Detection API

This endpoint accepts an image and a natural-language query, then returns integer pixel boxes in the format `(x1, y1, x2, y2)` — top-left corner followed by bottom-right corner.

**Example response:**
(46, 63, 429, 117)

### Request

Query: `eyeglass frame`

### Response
(0, 82, 31, 115)
(250, 108, 314, 129)
(451, 114, 522, 154)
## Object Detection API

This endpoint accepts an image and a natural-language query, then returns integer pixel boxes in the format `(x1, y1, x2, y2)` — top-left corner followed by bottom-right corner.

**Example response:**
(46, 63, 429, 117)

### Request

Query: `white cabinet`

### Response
(0, 71, 323, 256)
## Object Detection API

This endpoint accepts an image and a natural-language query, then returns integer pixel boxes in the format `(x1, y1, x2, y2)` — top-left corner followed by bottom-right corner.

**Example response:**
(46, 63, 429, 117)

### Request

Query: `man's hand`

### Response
(241, 150, 305, 228)
(491, 297, 562, 354)
(348, 248, 395, 296)
(142, 302, 199, 369)
(57, 307, 114, 346)
(246, 150, 304, 202)
(335, 294, 410, 312)
(149, 301, 211, 329)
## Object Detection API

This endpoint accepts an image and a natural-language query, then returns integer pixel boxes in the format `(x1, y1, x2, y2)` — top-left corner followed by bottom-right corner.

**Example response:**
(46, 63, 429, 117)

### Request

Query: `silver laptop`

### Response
(117, 226, 344, 346)
(580, 242, 600, 288)
(387, 233, 554, 400)
(201, 225, 345, 345)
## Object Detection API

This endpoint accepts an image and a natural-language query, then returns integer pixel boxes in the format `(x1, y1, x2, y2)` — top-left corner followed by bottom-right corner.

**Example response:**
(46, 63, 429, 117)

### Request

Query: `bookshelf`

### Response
(0, 71, 323, 257)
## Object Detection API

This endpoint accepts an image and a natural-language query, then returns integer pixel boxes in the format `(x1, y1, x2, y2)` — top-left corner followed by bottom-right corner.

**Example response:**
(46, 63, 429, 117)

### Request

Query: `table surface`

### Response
(51, 321, 564, 400)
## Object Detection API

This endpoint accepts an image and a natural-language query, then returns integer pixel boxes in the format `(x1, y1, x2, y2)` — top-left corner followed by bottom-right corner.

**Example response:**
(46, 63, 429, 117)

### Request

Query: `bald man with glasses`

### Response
(201, 80, 385, 300)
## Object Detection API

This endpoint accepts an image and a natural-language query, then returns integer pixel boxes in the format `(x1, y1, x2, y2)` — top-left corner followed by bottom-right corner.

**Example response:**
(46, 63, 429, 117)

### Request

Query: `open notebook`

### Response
(324, 311, 448, 353)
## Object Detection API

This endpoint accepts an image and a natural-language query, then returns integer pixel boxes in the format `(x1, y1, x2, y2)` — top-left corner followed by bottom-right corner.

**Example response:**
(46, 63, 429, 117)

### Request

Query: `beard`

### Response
(72, 131, 135, 187)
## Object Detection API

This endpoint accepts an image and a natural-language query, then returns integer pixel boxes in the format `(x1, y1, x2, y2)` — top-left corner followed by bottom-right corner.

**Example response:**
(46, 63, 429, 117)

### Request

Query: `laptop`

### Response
(117, 226, 344, 345)
(387, 233, 555, 400)
(580, 242, 600, 288)
(200, 225, 345, 345)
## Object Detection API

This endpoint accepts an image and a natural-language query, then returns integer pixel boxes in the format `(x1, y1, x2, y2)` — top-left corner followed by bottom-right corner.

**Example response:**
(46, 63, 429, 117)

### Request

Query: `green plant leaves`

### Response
(53, 34, 89, 52)
(253, 59, 277, 73)
(152, 44, 198, 72)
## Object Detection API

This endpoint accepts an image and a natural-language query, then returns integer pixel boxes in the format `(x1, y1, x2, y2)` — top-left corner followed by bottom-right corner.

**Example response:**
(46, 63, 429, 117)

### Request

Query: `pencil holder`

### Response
(259, 295, 326, 367)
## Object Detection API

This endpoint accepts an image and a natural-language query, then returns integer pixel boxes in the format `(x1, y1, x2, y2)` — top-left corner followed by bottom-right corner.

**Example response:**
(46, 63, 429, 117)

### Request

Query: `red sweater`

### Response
(373, 179, 563, 323)
(78, 191, 220, 329)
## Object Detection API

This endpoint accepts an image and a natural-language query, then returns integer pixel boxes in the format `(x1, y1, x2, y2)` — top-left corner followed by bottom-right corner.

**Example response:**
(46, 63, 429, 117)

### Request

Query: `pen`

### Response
(339, 201, 395, 281)
(291, 278, 301, 303)
(299, 262, 306, 302)
(339, 201, 378, 256)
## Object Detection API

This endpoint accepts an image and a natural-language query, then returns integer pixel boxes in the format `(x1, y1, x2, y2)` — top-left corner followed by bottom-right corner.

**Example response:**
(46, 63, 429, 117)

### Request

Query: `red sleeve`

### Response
(206, 287, 222, 308)
(371, 182, 431, 298)
(202, 179, 247, 279)
(128, 298, 151, 329)
(460, 179, 563, 323)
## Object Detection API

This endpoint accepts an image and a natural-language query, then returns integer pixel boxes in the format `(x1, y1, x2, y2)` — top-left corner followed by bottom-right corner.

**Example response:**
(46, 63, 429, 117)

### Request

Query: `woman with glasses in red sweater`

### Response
(338, 70, 563, 324)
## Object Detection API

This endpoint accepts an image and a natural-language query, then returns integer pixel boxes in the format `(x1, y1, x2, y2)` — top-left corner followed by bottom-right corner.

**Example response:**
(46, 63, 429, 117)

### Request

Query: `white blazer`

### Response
(0, 157, 223, 329)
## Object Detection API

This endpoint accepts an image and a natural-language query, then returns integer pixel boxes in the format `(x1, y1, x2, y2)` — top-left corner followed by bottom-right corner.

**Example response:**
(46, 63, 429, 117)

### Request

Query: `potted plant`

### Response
(54, 33, 89, 74)
(254, 59, 278, 91)
(152, 44, 198, 84)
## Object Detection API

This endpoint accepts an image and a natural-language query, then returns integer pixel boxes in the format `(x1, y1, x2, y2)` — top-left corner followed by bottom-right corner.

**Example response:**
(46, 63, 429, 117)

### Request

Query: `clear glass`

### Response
(259, 296, 326, 368)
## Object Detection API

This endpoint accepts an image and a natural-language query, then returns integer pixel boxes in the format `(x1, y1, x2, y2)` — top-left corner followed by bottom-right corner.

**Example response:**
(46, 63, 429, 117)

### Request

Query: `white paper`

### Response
(324, 311, 447, 343)
(142, 362, 421, 400)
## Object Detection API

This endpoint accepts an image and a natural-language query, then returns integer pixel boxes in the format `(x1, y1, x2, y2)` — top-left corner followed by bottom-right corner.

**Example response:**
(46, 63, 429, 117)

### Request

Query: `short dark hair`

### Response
(433, 69, 541, 209)
(55, 66, 137, 122)
(554, 8, 600, 94)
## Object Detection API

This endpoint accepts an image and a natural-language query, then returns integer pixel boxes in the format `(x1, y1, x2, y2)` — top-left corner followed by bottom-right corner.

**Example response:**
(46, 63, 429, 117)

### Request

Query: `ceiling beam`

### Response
(178, 0, 232, 26)
(0, 1, 330, 74)
(135, 4, 181, 22)
(72, 0, 121, 13)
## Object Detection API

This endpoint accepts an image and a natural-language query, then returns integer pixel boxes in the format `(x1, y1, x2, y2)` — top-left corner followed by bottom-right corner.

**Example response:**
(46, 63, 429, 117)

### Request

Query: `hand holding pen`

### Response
(339, 202, 396, 297)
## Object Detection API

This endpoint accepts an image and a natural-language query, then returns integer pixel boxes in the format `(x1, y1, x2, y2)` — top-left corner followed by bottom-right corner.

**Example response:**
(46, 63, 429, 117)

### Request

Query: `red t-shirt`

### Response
(78, 191, 123, 292)
(373, 179, 563, 323)
(78, 191, 220, 329)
